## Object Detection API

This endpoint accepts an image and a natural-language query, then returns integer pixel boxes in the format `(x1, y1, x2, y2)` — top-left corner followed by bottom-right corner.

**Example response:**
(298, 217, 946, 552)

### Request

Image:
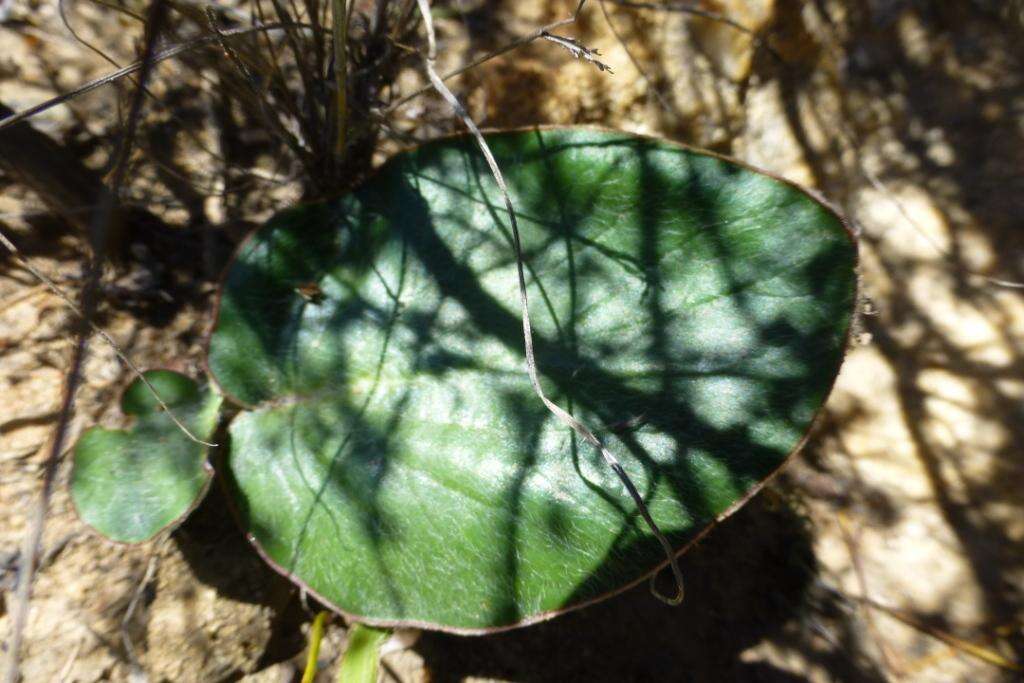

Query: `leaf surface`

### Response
(208, 129, 857, 631)
(71, 370, 222, 543)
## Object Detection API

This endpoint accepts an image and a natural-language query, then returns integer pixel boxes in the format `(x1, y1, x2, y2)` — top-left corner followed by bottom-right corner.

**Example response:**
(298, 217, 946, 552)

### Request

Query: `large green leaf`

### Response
(208, 128, 857, 632)
(70, 370, 222, 543)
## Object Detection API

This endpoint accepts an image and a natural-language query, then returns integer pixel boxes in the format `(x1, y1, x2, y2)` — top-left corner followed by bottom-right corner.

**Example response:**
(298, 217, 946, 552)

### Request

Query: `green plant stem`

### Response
(338, 624, 391, 683)
(301, 611, 329, 683)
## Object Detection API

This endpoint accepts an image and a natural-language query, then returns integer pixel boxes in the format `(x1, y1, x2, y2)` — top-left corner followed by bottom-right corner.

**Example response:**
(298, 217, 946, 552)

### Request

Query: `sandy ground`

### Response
(1, 1, 1023, 681)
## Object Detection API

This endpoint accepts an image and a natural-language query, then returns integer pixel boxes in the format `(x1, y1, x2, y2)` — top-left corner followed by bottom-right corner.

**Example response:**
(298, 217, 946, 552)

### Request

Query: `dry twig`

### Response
(829, 586, 1024, 673)
(2, 5, 180, 680)
(0, 22, 319, 133)
(604, 0, 780, 61)
(386, 0, 592, 113)
(598, 0, 673, 111)
(0, 232, 216, 448)
(540, 31, 613, 72)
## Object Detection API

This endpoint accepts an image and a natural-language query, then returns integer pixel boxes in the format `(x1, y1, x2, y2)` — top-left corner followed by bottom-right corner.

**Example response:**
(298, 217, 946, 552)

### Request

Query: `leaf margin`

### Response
(203, 124, 861, 634)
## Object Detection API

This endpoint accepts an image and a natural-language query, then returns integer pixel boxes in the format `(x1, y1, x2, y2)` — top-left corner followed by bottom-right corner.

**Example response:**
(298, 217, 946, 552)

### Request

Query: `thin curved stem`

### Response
(0, 22, 319, 133)
(414, 0, 684, 606)
(300, 611, 329, 683)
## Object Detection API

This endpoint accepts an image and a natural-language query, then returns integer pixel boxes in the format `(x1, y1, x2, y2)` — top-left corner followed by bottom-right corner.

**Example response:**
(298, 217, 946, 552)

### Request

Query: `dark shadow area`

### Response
(416, 492, 884, 683)
(172, 466, 310, 679)
(765, 0, 1024, 667)
(174, 472, 295, 606)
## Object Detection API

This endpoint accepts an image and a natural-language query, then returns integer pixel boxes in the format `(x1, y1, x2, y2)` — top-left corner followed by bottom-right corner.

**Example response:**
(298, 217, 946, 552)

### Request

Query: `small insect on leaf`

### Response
(295, 281, 325, 304)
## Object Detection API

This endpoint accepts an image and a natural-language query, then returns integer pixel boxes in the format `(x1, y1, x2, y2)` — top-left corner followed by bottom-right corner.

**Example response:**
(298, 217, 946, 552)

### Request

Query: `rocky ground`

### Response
(1, 0, 1023, 681)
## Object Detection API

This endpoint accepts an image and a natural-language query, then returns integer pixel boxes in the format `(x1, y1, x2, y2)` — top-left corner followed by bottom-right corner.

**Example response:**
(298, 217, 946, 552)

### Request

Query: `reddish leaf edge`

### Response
(202, 124, 862, 635)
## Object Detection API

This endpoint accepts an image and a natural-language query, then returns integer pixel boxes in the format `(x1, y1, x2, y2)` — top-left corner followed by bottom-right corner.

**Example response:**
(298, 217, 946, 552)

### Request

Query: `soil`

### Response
(2, 1, 1023, 681)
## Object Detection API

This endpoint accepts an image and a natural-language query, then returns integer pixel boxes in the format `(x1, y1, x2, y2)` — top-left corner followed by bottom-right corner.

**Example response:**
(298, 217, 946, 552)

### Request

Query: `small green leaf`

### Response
(70, 370, 222, 543)
(209, 128, 857, 630)
(339, 624, 391, 683)
(121, 368, 201, 415)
